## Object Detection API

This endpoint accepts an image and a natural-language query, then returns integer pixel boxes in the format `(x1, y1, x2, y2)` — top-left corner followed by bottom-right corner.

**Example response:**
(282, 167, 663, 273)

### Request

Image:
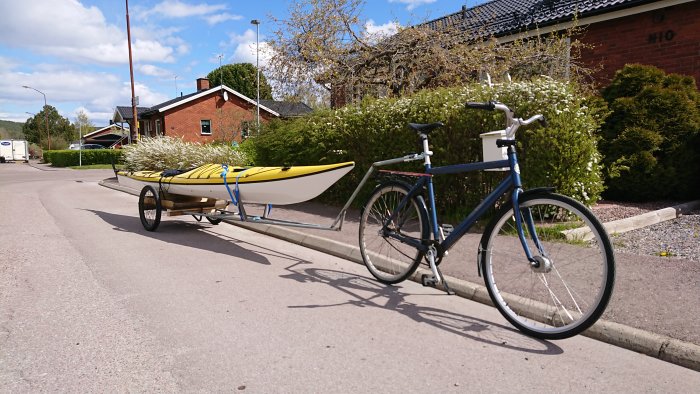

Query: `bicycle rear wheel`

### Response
(480, 192, 615, 339)
(359, 181, 429, 284)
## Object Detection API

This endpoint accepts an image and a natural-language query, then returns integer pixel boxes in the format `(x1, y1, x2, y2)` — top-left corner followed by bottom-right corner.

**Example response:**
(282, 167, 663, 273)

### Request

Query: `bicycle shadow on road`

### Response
(281, 261, 563, 355)
(83, 209, 271, 266)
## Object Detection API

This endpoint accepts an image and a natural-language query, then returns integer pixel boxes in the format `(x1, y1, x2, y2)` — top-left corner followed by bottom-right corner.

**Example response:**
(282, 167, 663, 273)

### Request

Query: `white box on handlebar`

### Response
(480, 130, 508, 171)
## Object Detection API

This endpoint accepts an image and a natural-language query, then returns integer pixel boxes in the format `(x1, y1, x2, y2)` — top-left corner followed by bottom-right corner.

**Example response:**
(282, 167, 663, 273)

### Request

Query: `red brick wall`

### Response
(160, 93, 273, 143)
(579, 1, 700, 85)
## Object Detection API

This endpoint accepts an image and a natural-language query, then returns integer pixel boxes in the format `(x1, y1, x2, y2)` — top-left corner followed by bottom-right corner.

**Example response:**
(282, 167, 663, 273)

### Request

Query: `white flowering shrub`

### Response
(121, 136, 248, 172)
(254, 78, 604, 209)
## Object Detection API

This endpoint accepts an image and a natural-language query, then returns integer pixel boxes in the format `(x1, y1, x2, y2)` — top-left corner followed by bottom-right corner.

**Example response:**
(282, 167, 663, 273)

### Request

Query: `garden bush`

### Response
(43, 149, 123, 167)
(120, 136, 249, 172)
(599, 64, 700, 201)
(252, 78, 605, 216)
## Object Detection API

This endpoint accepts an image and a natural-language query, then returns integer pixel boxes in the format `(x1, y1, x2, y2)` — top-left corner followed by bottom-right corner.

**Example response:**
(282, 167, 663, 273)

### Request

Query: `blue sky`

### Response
(0, 0, 482, 125)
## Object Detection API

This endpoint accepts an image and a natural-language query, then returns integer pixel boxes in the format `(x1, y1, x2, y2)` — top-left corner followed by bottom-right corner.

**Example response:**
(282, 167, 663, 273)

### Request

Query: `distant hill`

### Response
(0, 120, 25, 140)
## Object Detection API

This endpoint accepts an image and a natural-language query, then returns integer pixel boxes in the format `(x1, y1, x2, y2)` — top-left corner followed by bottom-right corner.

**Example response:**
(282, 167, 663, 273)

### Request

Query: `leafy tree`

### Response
(0, 120, 25, 139)
(72, 109, 95, 138)
(22, 105, 74, 149)
(206, 63, 273, 100)
(267, 0, 593, 106)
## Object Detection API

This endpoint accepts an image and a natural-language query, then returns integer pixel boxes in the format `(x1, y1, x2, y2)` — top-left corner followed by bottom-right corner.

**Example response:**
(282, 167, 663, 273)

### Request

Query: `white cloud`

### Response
(138, 1, 241, 25)
(388, 0, 436, 11)
(130, 82, 170, 108)
(205, 13, 244, 25)
(0, 63, 168, 124)
(227, 30, 272, 67)
(0, 112, 32, 123)
(365, 20, 400, 42)
(0, 0, 176, 65)
(143, 0, 227, 18)
(139, 64, 174, 78)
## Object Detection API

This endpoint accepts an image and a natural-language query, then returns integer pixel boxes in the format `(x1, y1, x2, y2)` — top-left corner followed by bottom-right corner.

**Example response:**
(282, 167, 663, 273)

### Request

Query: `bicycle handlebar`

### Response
(465, 101, 495, 111)
(465, 100, 547, 137)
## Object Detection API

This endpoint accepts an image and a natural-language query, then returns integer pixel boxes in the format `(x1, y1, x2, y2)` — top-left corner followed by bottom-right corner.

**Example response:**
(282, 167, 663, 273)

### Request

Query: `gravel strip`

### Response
(588, 200, 700, 261)
(610, 213, 700, 261)
(590, 200, 681, 222)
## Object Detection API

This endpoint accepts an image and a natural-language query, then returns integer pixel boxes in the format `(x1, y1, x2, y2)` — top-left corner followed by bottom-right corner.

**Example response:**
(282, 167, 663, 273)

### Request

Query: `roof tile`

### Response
(426, 0, 657, 38)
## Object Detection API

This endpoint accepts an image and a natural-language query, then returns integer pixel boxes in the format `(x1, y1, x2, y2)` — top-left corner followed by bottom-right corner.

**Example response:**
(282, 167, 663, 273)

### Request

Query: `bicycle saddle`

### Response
(408, 122, 444, 134)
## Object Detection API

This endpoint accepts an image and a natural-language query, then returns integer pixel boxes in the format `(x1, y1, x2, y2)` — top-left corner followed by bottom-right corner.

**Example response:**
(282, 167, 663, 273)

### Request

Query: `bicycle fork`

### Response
(512, 189, 552, 273)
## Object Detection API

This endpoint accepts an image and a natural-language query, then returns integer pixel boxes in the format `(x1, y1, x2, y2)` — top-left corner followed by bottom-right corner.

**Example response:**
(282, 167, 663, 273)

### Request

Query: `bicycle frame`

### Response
(213, 102, 544, 268)
(378, 146, 538, 263)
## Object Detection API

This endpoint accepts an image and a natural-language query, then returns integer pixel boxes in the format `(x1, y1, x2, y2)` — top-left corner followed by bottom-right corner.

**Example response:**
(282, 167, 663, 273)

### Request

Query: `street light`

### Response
(22, 85, 51, 150)
(250, 19, 260, 133)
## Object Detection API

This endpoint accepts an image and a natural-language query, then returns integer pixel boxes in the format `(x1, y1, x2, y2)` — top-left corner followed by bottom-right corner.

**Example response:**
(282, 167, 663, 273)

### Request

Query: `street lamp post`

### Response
(78, 118, 83, 167)
(250, 19, 260, 133)
(22, 85, 50, 150)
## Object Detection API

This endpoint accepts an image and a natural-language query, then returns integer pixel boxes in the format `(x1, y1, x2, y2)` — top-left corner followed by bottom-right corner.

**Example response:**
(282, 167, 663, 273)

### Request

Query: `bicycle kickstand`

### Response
(421, 246, 455, 295)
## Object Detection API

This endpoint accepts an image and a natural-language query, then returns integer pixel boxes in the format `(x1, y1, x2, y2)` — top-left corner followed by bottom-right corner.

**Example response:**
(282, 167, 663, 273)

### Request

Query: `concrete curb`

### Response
(603, 200, 700, 235)
(99, 179, 700, 372)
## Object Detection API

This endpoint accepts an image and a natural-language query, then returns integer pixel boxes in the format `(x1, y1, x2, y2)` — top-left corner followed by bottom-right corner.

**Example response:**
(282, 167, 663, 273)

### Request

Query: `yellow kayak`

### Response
(117, 162, 355, 205)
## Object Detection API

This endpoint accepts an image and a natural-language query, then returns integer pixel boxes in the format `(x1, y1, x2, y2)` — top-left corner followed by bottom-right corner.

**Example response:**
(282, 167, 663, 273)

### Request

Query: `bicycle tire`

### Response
(139, 185, 162, 231)
(359, 181, 430, 284)
(480, 191, 615, 339)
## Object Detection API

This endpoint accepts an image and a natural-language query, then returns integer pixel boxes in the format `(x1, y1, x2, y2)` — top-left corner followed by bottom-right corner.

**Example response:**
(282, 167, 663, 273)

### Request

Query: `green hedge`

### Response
(599, 64, 700, 201)
(252, 78, 605, 216)
(43, 149, 123, 167)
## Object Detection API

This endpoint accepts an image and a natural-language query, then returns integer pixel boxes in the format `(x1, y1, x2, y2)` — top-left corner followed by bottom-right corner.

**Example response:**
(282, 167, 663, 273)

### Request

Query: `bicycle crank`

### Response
(421, 246, 455, 295)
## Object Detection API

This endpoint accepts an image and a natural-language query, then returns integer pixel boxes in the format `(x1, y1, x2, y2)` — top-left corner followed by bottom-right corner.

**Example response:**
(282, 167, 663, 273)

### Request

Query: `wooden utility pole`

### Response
(126, 0, 138, 143)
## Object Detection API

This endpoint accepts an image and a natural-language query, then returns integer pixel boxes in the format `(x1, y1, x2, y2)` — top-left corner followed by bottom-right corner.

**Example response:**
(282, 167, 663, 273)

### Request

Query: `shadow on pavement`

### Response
(84, 209, 272, 266)
(281, 261, 563, 356)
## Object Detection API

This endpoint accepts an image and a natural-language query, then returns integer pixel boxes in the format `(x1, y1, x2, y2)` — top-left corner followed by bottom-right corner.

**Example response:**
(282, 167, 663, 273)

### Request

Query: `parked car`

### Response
(68, 143, 105, 150)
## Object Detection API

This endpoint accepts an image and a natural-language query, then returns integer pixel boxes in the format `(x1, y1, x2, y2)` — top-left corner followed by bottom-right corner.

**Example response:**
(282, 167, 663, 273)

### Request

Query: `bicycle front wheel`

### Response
(359, 181, 430, 284)
(480, 192, 615, 339)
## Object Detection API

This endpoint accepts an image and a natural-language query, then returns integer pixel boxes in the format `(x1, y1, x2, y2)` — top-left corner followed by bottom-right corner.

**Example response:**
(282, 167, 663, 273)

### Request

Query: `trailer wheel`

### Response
(139, 185, 162, 231)
(206, 217, 222, 225)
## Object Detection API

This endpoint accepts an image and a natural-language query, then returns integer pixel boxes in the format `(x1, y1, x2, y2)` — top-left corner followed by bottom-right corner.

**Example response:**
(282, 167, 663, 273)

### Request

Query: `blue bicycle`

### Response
(358, 101, 615, 339)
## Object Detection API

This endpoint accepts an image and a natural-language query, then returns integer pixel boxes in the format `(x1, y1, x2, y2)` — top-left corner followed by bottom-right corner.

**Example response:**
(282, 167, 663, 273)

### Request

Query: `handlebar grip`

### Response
(465, 101, 495, 111)
(539, 116, 548, 128)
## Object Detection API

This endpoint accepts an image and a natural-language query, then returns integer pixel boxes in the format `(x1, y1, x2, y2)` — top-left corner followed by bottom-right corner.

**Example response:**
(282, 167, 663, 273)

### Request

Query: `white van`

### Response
(0, 140, 30, 163)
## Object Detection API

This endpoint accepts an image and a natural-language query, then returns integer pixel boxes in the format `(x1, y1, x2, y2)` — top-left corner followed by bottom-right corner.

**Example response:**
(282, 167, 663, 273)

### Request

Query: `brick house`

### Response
(428, 0, 699, 85)
(332, 0, 699, 107)
(113, 78, 312, 143)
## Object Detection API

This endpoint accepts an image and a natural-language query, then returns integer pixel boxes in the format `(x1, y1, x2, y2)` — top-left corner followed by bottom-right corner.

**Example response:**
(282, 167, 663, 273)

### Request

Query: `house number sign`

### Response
(648, 30, 676, 44)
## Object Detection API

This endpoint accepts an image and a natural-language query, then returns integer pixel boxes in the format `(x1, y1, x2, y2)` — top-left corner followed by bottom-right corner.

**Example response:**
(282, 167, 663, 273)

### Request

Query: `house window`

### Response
(155, 119, 161, 137)
(201, 120, 211, 135)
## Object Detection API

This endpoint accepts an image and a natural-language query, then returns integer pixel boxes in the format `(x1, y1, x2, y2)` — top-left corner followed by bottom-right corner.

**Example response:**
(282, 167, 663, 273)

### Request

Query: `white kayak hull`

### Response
(117, 162, 354, 205)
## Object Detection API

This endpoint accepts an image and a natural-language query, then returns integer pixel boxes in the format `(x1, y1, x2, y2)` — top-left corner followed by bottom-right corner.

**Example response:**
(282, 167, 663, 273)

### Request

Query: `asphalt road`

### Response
(1, 163, 699, 392)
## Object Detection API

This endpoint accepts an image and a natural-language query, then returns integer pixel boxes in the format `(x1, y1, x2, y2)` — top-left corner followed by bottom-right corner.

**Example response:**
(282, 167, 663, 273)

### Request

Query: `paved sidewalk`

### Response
(101, 178, 700, 372)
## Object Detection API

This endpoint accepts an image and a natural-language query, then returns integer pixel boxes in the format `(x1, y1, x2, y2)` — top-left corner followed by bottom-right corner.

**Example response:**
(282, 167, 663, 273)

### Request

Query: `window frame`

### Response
(200, 119, 212, 135)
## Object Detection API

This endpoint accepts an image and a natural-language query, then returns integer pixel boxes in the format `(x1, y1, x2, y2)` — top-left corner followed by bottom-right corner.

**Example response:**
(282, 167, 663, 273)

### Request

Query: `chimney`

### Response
(196, 78, 210, 91)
